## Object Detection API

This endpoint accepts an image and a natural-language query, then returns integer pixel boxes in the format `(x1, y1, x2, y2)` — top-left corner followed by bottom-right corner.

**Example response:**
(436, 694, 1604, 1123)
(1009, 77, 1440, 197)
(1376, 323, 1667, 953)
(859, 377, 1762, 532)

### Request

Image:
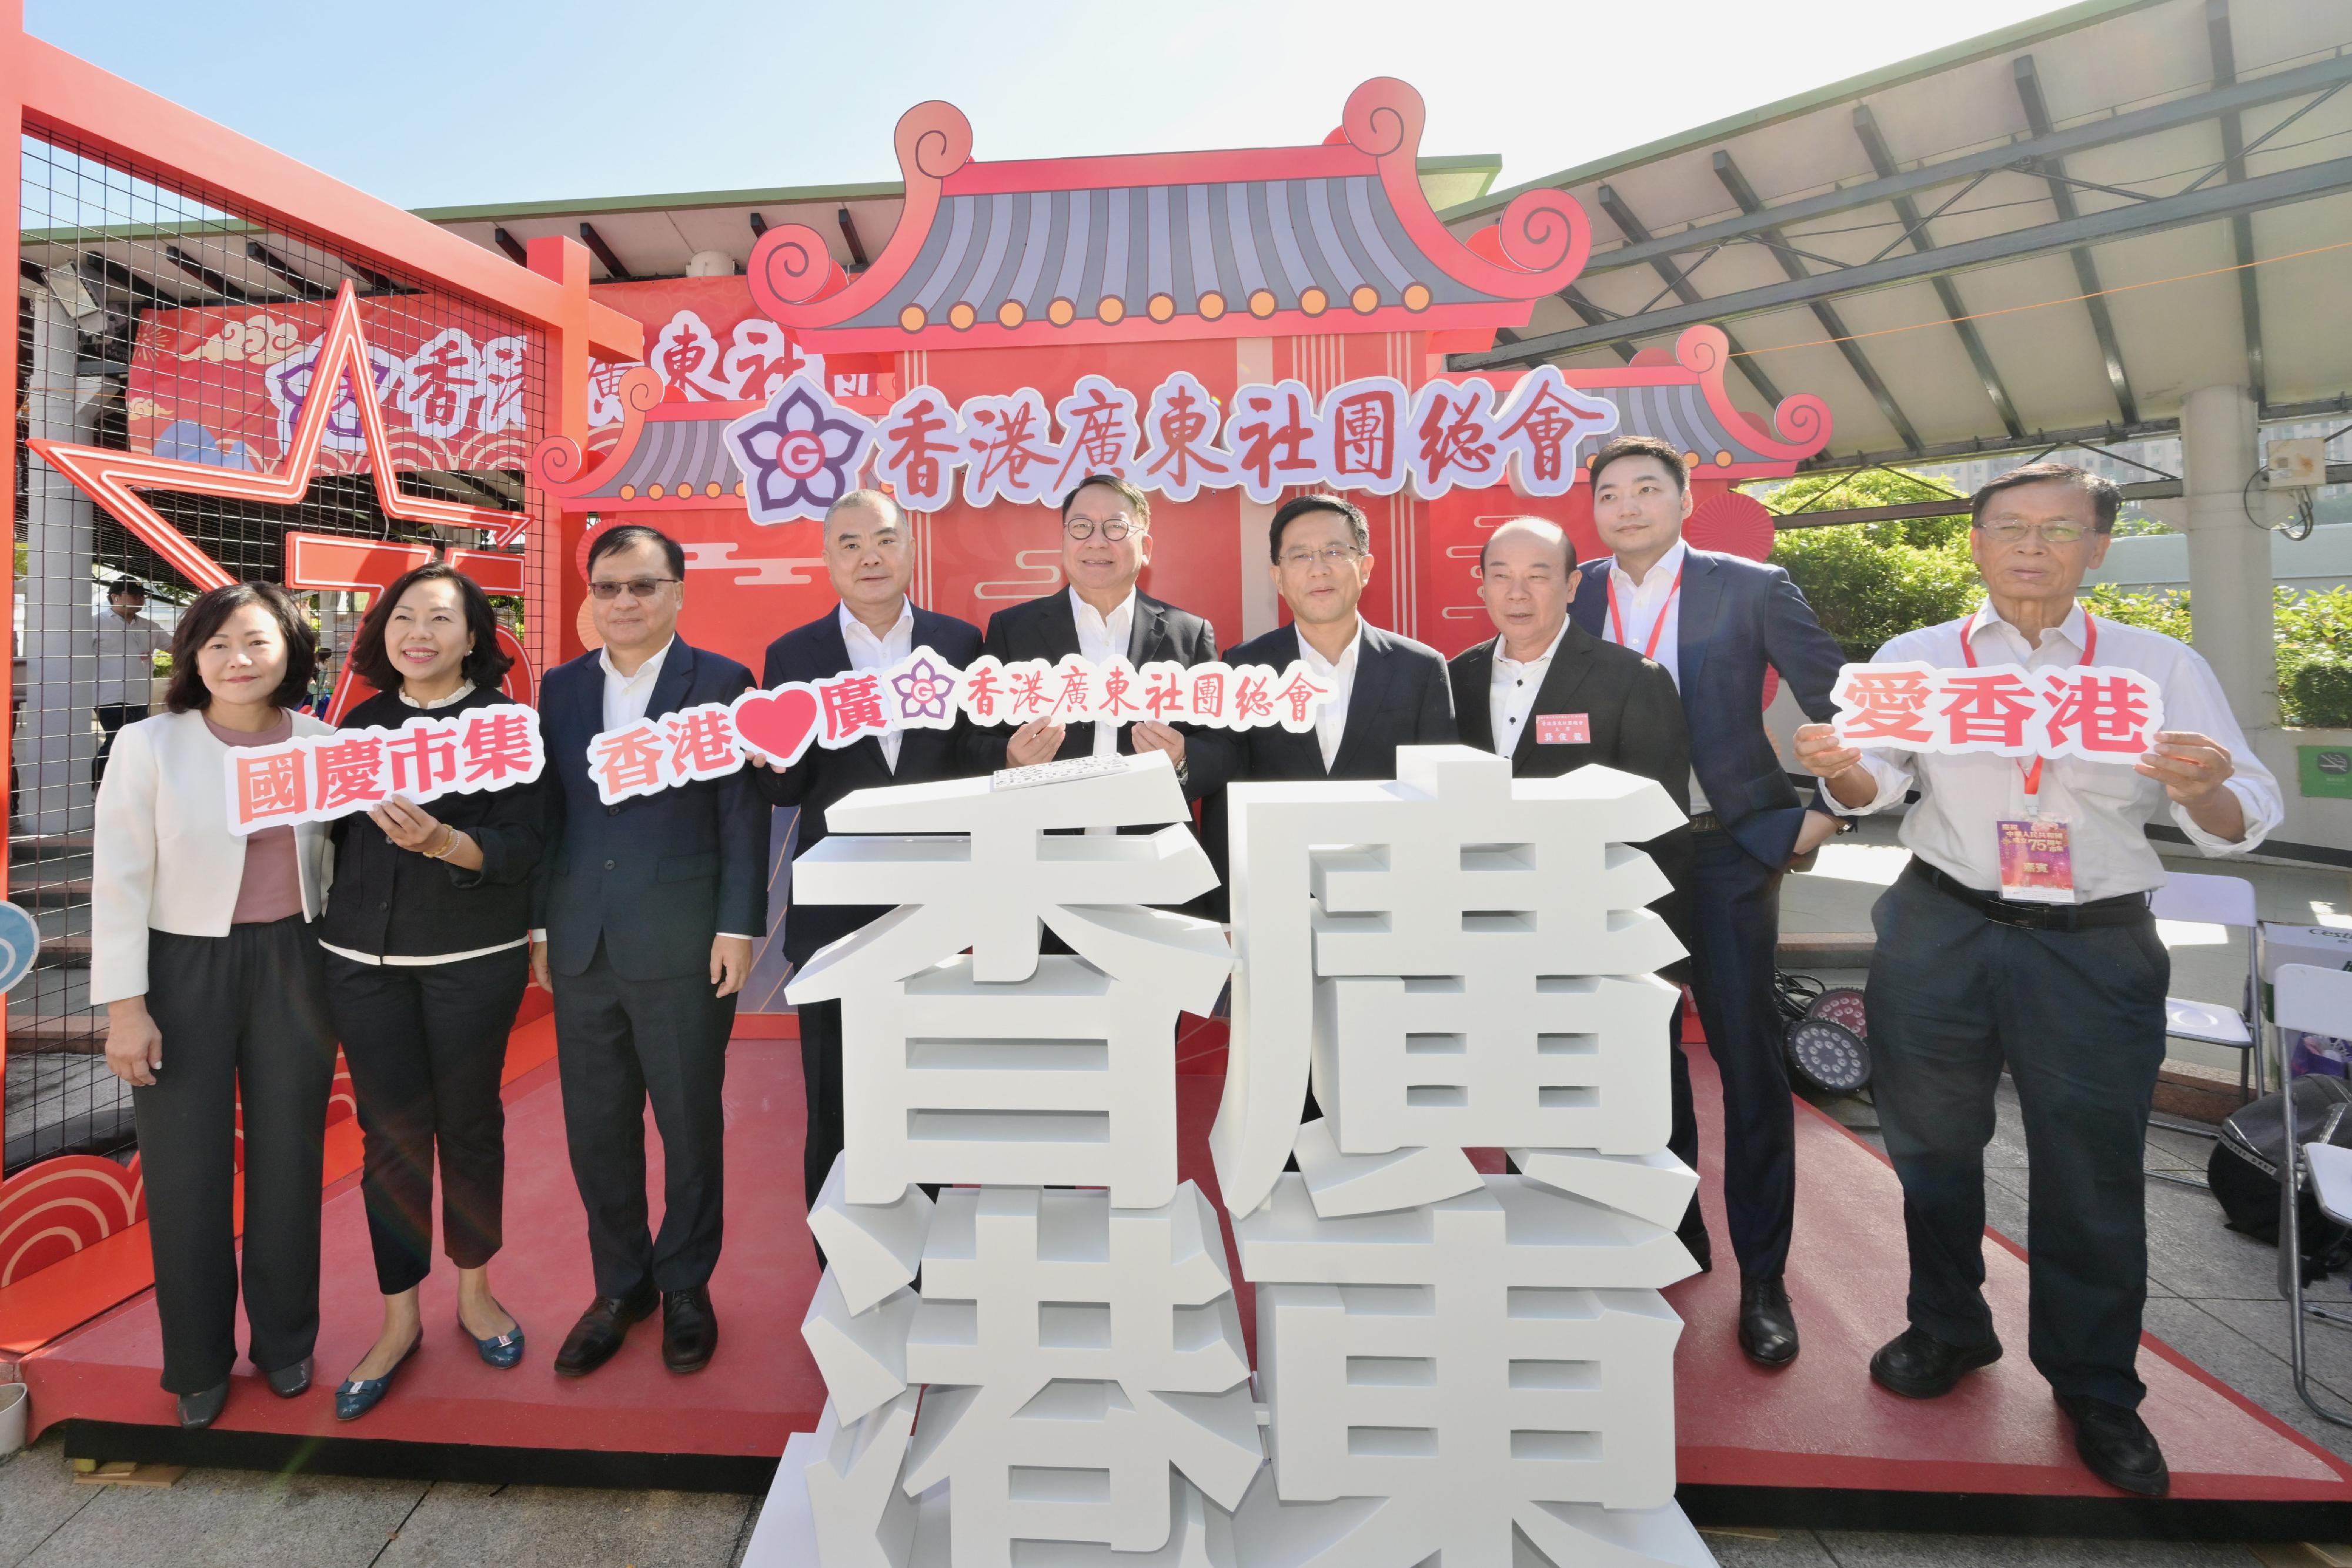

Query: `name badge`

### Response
(1996, 817, 2076, 904)
(1536, 713, 1591, 745)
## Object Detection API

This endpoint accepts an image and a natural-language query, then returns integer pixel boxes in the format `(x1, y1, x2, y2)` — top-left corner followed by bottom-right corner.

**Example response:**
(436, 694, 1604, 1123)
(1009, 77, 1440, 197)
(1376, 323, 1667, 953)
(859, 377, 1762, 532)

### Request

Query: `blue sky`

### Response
(31, 0, 2066, 210)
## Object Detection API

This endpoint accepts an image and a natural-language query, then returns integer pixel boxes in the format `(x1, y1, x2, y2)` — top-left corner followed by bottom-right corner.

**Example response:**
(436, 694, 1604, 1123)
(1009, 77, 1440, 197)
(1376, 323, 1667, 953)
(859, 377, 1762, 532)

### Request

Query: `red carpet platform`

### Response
(19, 1016, 2352, 1536)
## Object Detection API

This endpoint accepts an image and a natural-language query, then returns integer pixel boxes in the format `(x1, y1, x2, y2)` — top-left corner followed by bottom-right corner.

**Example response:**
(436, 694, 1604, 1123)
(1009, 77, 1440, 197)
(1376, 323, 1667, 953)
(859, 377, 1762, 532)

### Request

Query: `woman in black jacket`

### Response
(322, 563, 542, 1419)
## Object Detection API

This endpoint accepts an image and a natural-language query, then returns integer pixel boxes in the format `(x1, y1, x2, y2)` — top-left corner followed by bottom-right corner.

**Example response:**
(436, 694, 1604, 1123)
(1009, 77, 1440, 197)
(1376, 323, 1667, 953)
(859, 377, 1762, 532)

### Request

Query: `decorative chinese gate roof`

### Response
(750, 78, 1591, 352)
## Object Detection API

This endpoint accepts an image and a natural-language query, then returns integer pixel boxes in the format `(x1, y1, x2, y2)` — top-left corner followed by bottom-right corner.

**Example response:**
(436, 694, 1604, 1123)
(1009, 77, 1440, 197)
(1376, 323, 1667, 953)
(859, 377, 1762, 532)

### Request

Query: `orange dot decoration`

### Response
(706, 482, 723, 498)
(1298, 286, 1328, 316)
(617, 484, 636, 500)
(1147, 293, 1177, 323)
(1715, 450, 1734, 467)
(997, 300, 1025, 329)
(734, 480, 747, 496)
(647, 484, 665, 500)
(898, 305, 927, 332)
(1047, 297, 1076, 326)
(1682, 450, 1702, 471)
(1247, 289, 1278, 319)
(1350, 285, 1379, 314)
(1403, 282, 1431, 312)
(1197, 290, 1226, 321)
(948, 302, 977, 331)
(1097, 295, 1126, 325)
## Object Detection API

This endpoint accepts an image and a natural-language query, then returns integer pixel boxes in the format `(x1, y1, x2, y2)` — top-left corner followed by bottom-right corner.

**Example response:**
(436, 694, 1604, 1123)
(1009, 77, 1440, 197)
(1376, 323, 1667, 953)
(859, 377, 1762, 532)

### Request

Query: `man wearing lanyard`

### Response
(1571, 434, 1846, 1368)
(1795, 463, 2278, 1496)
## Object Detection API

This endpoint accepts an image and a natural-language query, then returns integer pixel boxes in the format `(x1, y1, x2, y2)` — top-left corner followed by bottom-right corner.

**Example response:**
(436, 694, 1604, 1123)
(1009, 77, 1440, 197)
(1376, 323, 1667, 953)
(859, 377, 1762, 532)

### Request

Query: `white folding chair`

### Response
(2147, 871, 2263, 1097)
(2276, 963, 2352, 1427)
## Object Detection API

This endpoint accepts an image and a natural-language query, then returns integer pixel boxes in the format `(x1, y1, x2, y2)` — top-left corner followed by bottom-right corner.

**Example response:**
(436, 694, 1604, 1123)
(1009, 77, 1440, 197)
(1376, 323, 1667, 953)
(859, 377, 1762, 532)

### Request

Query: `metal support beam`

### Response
(1593, 182, 1783, 406)
(1559, 286, 1636, 363)
(78, 253, 172, 308)
(2014, 55, 2137, 425)
(244, 242, 330, 301)
(577, 222, 632, 282)
(162, 245, 251, 303)
(491, 227, 527, 265)
(1453, 151, 2352, 369)
(1714, 150, 1919, 452)
(1853, 105, 2025, 440)
(2206, 0, 2267, 403)
(837, 206, 869, 270)
(747, 212, 769, 240)
(1572, 51, 2352, 280)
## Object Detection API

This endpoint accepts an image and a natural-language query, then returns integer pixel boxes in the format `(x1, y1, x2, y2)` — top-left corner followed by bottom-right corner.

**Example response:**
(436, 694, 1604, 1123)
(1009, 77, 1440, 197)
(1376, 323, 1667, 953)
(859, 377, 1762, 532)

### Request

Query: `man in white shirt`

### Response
(92, 577, 166, 786)
(1795, 463, 2280, 1498)
(747, 490, 982, 1218)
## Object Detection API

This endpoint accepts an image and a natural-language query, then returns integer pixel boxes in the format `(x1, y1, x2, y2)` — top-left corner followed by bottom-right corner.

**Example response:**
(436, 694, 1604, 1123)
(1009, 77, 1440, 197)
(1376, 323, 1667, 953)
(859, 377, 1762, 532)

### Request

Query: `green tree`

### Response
(1760, 470, 1980, 661)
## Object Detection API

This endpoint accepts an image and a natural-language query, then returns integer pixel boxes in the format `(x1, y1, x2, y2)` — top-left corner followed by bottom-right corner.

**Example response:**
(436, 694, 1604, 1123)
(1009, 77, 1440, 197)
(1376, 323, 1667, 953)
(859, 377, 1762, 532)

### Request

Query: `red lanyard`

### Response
(1960, 606, 2096, 800)
(1605, 560, 1685, 661)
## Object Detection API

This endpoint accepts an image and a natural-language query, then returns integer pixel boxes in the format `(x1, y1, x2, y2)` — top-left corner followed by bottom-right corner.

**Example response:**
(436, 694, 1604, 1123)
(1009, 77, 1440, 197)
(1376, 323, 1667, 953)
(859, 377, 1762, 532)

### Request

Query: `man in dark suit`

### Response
(1569, 434, 1845, 1369)
(746, 490, 982, 1217)
(532, 525, 770, 1379)
(1451, 515, 1703, 1261)
(967, 473, 1223, 805)
(1207, 493, 1453, 901)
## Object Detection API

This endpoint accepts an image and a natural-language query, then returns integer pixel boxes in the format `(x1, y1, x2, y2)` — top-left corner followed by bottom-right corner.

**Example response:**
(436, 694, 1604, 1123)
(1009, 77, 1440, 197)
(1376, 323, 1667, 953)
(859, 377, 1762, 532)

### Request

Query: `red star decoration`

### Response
(29, 281, 528, 590)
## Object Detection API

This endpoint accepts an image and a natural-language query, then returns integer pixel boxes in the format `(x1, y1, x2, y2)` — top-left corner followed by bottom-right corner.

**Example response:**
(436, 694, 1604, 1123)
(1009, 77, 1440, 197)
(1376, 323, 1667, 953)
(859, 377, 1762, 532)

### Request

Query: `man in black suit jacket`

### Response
(532, 526, 770, 1379)
(1206, 493, 1454, 904)
(746, 490, 983, 1216)
(1569, 435, 1847, 1370)
(1450, 515, 1705, 1260)
(966, 473, 1224, 805)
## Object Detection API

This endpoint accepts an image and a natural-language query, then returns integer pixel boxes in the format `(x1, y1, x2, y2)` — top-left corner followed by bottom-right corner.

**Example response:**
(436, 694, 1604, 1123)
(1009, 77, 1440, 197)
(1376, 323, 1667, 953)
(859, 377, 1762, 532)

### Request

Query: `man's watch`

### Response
(1172, 757, 1190, 785)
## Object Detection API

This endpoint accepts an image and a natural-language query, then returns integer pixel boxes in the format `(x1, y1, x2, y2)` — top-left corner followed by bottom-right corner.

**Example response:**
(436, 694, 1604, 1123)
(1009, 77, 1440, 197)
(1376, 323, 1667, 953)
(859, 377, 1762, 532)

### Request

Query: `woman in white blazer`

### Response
(92, 580, 338, 1430)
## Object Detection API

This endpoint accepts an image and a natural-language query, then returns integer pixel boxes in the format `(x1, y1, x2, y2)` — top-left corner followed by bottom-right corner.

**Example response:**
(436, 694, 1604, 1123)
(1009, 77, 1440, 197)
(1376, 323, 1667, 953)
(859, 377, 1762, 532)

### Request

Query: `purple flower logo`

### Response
(724, 375, 876, 524)
(890, 655, 958, 723)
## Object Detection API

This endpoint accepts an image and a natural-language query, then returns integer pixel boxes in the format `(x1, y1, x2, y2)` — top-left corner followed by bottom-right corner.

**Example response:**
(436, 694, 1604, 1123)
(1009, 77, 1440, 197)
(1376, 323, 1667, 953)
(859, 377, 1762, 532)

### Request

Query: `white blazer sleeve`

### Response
(89, 719, 161, 1004)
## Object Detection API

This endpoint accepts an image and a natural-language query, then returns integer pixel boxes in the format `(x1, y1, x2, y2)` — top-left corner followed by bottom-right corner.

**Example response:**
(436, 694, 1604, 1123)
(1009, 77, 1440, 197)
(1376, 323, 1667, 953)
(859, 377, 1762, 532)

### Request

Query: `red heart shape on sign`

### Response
(734, 685, 821, 766)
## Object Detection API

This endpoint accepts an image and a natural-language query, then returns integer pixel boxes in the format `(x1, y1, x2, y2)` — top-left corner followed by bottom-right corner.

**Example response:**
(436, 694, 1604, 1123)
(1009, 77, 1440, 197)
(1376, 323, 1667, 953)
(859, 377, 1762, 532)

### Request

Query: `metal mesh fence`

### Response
(9, 132, 542, 1172)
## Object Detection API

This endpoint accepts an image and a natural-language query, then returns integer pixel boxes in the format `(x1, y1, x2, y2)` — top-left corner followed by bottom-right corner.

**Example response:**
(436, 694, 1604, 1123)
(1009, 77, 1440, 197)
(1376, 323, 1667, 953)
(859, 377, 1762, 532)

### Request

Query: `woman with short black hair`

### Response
(92, 580, 338, 1430)
(321, 563, 544, 1420)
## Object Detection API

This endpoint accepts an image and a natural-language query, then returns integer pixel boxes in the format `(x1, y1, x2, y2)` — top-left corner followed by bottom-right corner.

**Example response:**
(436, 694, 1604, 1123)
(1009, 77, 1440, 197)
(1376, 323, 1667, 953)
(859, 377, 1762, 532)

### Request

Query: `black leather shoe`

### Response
(1869, 1326, 2002, 1399)
(553, 1284, 658, 1378)
(263, 1356, 313, 1399)
(176, 1380, 229, 1430)
(2056, 1393, 2170, 1496)
(662, 1286, 719, 1374)
(1738, 1277, 1800, 1368)
(1676, 1210, 1713, 1275)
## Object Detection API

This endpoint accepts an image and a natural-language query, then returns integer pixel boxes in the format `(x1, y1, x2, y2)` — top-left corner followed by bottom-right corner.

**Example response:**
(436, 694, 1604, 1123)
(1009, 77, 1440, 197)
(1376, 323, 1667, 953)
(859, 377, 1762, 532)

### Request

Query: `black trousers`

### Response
(1685, 828, 1796, 1281)
(326, 947, 530, 1295)
(1866, 868, 2169, 1409)
(798, 996, 844, 1213)
(133, 916, 335, 1394)
(554, 939, 736, 1300)
(92, 703, 146, 787)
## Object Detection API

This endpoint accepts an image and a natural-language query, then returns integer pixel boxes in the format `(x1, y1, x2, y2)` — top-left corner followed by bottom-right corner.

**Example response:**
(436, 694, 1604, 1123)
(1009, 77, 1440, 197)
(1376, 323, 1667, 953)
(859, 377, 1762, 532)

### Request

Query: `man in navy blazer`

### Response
(1570, 436, 1845, 1369)
(532, 525, 770, 1380)
(1203, 493, 1454, 905)
(747, 490, 982, 1218)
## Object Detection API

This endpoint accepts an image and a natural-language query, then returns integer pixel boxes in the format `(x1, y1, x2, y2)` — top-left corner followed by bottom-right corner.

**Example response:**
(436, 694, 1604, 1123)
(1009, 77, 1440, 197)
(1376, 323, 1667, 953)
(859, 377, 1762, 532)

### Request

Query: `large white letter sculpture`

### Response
(747, 745, 1715, 1567)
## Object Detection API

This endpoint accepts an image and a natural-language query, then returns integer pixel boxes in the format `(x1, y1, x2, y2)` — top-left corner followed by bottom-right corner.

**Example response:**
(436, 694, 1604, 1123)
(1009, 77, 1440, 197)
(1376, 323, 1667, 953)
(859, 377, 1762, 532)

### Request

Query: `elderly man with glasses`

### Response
(530, 525, 769, 1381)
(1793, 462, 2281, 1498)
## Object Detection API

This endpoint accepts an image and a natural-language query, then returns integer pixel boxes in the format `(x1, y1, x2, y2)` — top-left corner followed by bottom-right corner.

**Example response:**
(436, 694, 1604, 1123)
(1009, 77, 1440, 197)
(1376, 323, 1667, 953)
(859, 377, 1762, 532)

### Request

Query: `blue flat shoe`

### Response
(463, 1315, 524, 1370)
(334, 1336, 419, 1422)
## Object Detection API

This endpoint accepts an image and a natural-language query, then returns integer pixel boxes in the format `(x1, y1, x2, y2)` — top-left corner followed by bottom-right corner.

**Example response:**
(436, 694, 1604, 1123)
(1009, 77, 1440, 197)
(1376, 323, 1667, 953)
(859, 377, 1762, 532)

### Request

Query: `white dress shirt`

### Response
(1069, 587, 1135, 759)
(1489, 617, 1569, 759)
(1601, 540, 1708, 812)
(840, 599, 915, 772)
(1829, 601, 2282, 898)
(1297, 620, 1364, 772)
(93, 609, 168, 706)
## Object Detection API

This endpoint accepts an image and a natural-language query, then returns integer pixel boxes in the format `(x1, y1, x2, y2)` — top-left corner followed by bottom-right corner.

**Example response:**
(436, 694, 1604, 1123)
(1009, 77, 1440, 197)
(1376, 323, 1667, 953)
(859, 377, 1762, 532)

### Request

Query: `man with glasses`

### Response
(746, 490, 981, 1222)
(967, 474, 1221, 798)
(1571, 434, 1846, 1370)
(532, 525, 770, 1380)
(1793, 463, 2278, 1497)
(1205, 493, 1452, 901)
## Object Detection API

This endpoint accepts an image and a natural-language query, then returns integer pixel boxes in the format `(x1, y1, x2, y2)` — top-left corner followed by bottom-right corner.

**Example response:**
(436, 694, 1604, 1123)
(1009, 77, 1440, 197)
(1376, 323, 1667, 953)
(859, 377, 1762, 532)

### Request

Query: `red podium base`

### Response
(20, 1018, 2352, 1537)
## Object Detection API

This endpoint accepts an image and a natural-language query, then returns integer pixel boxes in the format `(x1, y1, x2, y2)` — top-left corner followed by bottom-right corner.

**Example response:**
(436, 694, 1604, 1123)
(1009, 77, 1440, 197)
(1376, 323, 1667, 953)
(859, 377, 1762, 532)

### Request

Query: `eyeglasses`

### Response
(1279, 544, 1363, 570)
(1064, 518, 1141, 541)
(586, 577, 680, 600)
(1975, 520, 2090, 544)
